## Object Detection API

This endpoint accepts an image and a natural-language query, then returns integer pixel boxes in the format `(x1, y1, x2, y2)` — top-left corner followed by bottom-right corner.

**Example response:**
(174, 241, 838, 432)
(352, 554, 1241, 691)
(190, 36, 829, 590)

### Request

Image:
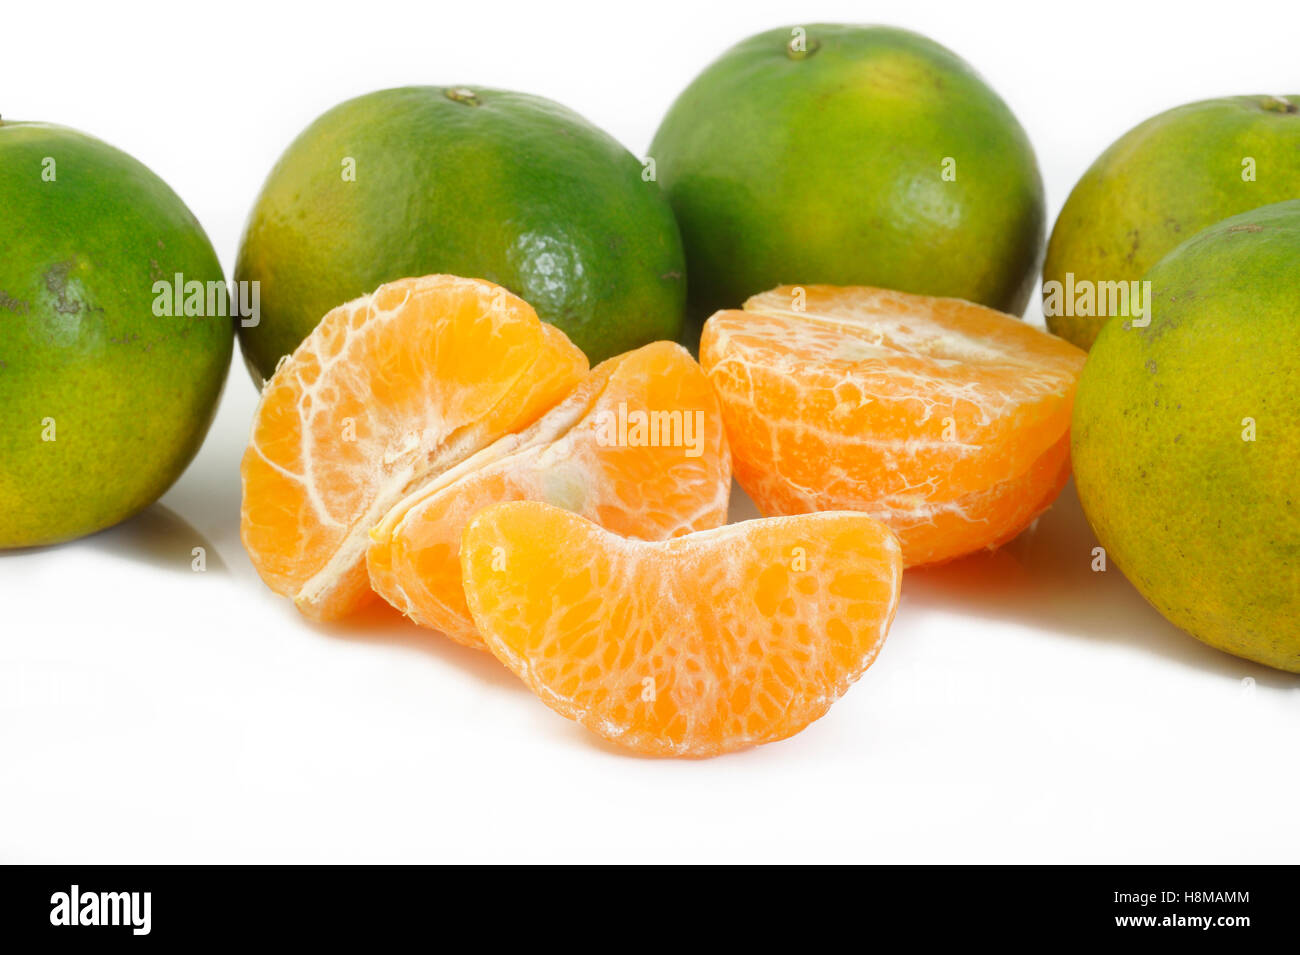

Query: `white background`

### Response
(3, 0, 1298, 863)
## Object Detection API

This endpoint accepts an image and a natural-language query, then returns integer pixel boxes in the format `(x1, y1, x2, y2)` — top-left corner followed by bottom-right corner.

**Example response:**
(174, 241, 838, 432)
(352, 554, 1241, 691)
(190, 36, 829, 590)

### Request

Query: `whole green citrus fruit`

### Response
(234, 86, 685, 383)
(0, 121, 232, 549)
(1073, 200, 1300, 673)
(1044, 95, 1300, 350)
(648, 24, 1045, 340)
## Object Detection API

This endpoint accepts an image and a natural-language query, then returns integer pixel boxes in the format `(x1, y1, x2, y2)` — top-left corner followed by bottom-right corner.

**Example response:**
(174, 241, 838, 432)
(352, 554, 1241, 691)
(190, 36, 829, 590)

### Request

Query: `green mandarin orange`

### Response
(0, 121, 231, 548)
(236, 86, 685, 382)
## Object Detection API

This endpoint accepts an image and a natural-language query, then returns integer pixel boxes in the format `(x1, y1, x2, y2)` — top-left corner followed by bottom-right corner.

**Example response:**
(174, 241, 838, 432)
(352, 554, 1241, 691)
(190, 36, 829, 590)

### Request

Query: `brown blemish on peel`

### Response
(44, 259, 84, 315)
(0, 288, 30, 313)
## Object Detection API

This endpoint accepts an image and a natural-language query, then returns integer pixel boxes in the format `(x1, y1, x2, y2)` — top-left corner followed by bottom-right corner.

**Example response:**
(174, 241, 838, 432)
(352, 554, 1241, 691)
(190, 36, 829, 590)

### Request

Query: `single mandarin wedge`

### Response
(700, 285, 1087, 566)
(241, 275, 588, 620)
(367, 341, 731, 647)
(461, 501, 903, 757)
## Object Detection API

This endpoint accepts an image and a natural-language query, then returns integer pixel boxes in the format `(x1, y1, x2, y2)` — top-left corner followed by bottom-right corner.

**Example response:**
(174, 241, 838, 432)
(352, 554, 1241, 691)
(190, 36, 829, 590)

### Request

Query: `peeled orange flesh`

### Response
(700, 285, 1086, 566)
(240, 275, 588, 619)
(367, 341, 731, 647)
(461, 501, 903, 757)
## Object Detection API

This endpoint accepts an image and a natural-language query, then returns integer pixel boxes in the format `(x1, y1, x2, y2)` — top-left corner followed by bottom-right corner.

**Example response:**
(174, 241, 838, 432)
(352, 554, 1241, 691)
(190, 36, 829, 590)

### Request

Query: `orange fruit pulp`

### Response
(700, 285, 1086, 566)
(461, 501, 903, 757)
(367, 340, 731, 647)
(240, 275, 588, 620)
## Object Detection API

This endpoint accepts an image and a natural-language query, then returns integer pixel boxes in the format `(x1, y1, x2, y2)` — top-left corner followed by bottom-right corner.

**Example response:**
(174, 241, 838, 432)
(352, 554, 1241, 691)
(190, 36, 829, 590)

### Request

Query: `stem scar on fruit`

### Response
(1261, 94, 1298, 113)
(786, 36, 821, 60)
(444, 87, 481, 107)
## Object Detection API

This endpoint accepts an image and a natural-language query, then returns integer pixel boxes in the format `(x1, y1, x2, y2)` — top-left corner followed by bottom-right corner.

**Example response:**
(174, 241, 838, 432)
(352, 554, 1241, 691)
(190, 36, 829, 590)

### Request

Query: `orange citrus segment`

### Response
(700, 285, 1086, 565)
(892, 431, 1072, 565)
(367, 341, 731, 646)
(240, 275, 588, 620)
(461, 501, 903, 757)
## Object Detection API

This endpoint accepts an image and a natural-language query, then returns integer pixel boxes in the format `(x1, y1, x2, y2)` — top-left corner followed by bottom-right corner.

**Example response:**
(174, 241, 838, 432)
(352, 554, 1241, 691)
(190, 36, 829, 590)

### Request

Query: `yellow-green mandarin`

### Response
(1044, 95, 1300, 350)
(235, 86, 685, 383)
(0, 122, 231, 548)
(649, 24, 1045, 342)
(1072, 200, 1300, 672)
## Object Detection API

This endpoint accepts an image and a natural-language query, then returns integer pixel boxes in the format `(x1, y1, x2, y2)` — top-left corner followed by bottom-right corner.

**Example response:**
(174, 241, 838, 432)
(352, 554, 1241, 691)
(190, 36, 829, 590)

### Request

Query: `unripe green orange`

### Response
(0, 121, 231, 548)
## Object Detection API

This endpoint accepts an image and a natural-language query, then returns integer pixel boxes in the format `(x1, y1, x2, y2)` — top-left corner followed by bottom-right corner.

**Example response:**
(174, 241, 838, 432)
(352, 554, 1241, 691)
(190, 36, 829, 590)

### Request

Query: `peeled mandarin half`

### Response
(461, 501, 903, 757)
(240, 275, 588, 620)
(367, 341, 731, 646)
(700, 285, 1087, 566)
